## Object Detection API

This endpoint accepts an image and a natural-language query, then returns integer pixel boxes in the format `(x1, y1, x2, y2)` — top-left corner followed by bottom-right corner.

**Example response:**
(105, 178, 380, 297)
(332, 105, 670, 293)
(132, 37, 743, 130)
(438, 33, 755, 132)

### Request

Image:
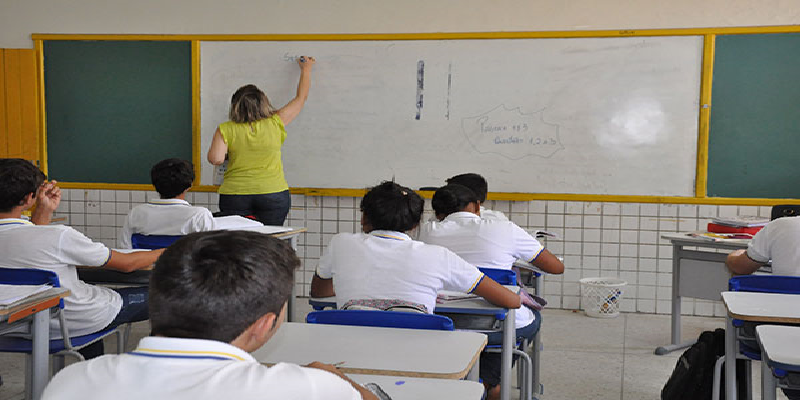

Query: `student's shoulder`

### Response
(250, 363, 359, 398)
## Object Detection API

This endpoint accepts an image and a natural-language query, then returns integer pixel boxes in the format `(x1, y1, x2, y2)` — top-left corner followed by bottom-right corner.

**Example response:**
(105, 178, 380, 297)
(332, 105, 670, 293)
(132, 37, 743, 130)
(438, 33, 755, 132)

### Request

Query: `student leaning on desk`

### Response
(0, 159, 163, 359)
(43, 231, 377, 400)
(725, 215, 800, 276)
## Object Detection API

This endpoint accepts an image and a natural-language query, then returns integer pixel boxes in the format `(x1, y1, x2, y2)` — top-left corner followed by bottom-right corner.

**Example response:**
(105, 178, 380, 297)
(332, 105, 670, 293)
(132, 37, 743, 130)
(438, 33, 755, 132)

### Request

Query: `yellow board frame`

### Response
(32, 25, 800, 206)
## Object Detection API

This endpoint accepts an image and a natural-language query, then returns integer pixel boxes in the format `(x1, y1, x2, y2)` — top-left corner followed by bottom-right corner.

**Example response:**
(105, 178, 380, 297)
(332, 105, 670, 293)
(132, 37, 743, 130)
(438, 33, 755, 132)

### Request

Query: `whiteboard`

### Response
(200, 37, 702, 196)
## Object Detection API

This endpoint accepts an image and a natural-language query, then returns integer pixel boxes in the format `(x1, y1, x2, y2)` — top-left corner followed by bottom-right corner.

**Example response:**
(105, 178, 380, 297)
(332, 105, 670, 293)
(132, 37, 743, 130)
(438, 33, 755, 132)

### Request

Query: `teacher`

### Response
(207, 56, 315, 226)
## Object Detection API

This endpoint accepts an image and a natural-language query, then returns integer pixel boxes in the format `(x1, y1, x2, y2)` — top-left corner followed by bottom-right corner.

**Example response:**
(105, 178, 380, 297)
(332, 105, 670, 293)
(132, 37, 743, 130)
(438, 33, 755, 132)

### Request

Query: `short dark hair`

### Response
(432, 184, 479, 218)
(360, 181, 424, 232)
(0, 158, 45, 212)
(149, 231, 299, 343)
(446, 173, 488, 203)
(150, 158, 194, 199)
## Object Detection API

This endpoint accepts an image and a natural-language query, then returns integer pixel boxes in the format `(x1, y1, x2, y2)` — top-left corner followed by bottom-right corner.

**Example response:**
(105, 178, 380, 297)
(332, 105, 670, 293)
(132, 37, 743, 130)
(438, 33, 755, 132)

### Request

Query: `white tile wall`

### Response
(56, 189, 772, 317)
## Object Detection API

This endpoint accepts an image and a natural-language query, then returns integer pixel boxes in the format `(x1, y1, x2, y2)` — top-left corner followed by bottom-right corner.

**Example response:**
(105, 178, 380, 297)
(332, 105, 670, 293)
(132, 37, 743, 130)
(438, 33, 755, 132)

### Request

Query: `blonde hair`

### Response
(229, 84, 276, 123)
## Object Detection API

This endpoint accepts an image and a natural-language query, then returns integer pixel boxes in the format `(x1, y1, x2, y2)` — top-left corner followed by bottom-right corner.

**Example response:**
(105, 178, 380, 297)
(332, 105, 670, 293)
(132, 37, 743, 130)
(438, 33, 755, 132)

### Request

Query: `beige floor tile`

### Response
(540, 309, 625, 353)
(540, 349, 623, 400)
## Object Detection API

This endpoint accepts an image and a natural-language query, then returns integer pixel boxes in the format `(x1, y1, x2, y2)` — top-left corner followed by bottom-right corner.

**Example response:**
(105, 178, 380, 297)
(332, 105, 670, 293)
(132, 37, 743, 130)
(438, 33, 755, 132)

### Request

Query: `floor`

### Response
(0, 305, 789, 400)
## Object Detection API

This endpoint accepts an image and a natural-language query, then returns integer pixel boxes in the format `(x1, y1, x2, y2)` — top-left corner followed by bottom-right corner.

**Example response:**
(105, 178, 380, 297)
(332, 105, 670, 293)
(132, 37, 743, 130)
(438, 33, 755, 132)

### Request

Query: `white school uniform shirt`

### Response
(42, 336, 361, 400)
(0, 218, 121, 338)
(480, 206, 509, 222)
(316, 230, 485, 314)
(418, 211, 545, 328)
(746, 216, 800, 276)
(118, 199, 215, 248)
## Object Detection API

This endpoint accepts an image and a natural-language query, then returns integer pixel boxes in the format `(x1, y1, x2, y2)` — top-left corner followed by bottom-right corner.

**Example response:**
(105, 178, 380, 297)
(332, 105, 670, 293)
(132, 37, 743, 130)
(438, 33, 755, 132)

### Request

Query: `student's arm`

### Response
(207, 128, 227, 165)
(305, 362, 378, 400)
(104, 249, 165, 273)
(276, 56, 315, 125)
(30, 180, 61, 225)
(472, 277, 521, 309)
(725, 249, 763, 275)
(531, 249, 565, 275)
(310, 274, 335, 298)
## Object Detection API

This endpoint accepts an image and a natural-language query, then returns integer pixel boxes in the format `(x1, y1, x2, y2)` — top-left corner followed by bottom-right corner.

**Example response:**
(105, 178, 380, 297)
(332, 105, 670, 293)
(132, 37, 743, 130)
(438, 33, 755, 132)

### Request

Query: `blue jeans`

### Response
(480, 309, 541, 387)
(218, 190, 291, 226)
(78, 286, 149, 359)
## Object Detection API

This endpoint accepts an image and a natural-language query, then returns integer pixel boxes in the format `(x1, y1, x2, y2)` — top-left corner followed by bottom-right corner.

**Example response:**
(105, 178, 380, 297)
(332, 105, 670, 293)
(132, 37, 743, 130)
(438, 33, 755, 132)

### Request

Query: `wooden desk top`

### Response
(348, 374, 484, 399)
(252, 322, 486, 379)
(0, 287, 69, 321)
(756, 325, 800, 371)
(722, 291, 800, 323)
(661, 232, 750, 250)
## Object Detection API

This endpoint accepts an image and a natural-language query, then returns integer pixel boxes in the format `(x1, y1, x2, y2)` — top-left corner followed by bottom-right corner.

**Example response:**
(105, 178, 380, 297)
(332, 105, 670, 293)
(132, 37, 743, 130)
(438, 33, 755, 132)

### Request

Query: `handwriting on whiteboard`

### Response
(461, 105, 564, 160)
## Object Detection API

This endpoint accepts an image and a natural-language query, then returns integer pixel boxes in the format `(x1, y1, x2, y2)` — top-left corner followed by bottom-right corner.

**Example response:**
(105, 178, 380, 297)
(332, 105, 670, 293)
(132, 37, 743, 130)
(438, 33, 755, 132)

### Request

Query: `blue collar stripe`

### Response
(129, 351, 233, 361)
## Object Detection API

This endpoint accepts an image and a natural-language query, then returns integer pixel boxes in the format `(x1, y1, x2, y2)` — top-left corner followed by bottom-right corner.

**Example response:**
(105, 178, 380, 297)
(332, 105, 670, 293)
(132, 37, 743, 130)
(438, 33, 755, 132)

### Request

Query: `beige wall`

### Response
(2, 0, 800, 48)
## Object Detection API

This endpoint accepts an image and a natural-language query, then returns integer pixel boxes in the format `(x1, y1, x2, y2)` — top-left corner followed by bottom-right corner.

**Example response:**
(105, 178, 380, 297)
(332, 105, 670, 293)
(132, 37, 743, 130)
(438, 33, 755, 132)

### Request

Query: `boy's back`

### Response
(118, 199, 214, 248)
(43, 336, 360, 400)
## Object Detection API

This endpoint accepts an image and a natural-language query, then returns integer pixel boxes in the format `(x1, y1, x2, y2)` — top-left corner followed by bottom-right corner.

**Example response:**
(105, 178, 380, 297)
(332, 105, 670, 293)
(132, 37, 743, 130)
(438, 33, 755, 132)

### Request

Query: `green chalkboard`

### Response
(707, 33, 800, 198)
(44, 41, 192, 184)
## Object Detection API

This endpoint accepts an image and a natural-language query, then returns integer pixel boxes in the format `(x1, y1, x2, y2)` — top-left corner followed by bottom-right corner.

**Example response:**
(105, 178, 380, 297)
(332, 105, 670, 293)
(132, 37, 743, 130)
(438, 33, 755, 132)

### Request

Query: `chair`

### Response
(712, 275, 800, 400)
(0, 267, 127, 399)
(770, 205, 800, 221)
(478, 267, 517, 286)
(130, 234, 183, 249)
(306, 309, 455, 331)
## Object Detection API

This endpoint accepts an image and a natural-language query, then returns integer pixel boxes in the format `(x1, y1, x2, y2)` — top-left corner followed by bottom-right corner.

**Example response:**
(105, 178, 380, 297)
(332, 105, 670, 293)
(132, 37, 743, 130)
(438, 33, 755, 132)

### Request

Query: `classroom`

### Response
(2, 1, 800, 399)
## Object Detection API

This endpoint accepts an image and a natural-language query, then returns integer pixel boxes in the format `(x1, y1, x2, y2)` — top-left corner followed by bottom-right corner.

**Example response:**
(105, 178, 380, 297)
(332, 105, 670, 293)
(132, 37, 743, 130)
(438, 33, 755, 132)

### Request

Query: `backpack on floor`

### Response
(661, 328, 747, 400)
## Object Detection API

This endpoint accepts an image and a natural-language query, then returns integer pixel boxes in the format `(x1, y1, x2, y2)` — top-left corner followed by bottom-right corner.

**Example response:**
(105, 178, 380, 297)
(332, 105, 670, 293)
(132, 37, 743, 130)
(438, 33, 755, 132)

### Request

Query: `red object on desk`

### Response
(707, 223, 764, 235)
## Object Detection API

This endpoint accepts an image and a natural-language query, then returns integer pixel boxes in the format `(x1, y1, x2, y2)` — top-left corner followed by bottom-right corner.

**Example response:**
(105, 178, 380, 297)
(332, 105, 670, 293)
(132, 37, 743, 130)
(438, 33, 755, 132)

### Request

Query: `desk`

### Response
(0, 287, 70, 400)
(348, 374, 484, 400)
(756, 325, 800, 400)
(251, 322, 486, 380)
(656, 233, 750, 355)
(309, 285, 521, 400)
(722, 291, 800, 400)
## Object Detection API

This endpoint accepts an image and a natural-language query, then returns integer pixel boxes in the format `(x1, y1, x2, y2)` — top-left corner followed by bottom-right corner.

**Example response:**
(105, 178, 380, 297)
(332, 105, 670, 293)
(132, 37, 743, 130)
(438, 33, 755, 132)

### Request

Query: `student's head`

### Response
(446, 173, 488, 203)
(150, 158, 194, 199)
(432, 184, 480, 220)
(0, 158, 45, 212)
(229, 84, 275, 123)
(359, 181, 424, 233)
(149, 231, 299, 346)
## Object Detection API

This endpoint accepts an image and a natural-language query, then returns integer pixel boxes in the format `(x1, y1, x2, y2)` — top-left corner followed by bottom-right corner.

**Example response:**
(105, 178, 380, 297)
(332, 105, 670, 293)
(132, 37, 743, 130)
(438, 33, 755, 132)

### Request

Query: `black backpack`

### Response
(661, 328, 748, 400)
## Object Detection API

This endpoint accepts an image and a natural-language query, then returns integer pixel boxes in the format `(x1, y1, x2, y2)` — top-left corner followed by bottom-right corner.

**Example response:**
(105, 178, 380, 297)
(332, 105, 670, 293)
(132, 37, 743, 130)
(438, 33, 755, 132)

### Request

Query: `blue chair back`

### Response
(306, 309, 455, 331)
(131, 234, 182, 249)
(729, 275, 800, 294)
(479, 267, 517, 286)
(0, 267, 63, 308)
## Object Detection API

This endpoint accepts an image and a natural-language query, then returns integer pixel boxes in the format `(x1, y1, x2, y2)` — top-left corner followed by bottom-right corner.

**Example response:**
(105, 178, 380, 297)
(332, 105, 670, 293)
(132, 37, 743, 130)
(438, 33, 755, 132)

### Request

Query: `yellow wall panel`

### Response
(18, 50, 38, 160)
(0, 49, 39, 161)
(4, 50, 24, 158)
(0, 51, 7, 157)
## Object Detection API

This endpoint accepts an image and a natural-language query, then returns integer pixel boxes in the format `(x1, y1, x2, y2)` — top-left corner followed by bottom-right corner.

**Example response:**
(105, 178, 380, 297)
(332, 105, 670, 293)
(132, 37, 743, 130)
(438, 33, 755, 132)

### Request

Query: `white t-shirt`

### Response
(42, 336, 362, 400)
(747, 216, 800, 276)
(316, 231, 485, 314)
(0, 218, 121, 338)
(418, 211, 544, 327)
(480, 206, 509, 222)
(118, 199, 215, 248)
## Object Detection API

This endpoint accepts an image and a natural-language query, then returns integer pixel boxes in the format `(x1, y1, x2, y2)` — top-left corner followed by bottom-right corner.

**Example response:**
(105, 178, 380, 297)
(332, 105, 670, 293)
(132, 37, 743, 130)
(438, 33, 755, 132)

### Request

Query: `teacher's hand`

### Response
(298, 56, 315, 71)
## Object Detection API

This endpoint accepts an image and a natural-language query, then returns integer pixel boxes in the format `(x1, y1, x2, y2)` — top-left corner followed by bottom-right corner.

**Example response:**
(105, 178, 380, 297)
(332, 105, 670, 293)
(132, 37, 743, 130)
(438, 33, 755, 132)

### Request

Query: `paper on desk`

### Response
(213, 215, 264, 230)
(436, 290, 478, 302)
(0, 284, 52, 306)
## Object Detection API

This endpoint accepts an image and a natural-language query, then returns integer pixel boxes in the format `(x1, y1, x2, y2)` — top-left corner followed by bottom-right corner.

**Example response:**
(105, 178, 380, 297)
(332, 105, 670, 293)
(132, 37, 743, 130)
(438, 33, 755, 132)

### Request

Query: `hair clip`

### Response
(401, 190, 408, 196)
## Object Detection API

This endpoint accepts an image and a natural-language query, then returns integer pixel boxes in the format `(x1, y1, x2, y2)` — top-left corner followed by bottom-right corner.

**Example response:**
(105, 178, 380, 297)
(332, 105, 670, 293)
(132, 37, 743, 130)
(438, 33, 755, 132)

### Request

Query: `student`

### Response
(207, 56, 315, 226)
(0, 159, 163, 358)
(118, 158, 261, 249)
(310, 181, 521, 399)
(726, 215, 800, 276)
(446, 172, 508, 221)
(43, 231, 375, 400)
(118, 158, 215, 249)
(418, 183, 565, 399)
